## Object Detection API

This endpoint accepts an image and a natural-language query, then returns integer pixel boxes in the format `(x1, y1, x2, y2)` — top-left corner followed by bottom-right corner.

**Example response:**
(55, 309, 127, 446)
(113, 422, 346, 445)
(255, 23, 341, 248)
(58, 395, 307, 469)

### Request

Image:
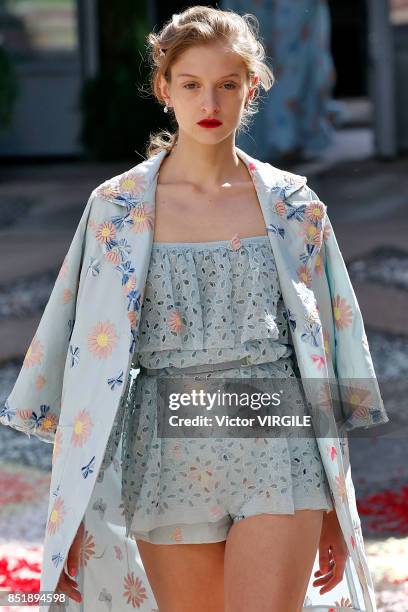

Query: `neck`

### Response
(158, 134, 248, 192)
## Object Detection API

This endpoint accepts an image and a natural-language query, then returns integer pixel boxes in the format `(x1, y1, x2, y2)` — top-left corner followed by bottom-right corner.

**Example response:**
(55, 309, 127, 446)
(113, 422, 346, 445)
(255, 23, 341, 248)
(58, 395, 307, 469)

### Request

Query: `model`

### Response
(0, 6, 389, 612)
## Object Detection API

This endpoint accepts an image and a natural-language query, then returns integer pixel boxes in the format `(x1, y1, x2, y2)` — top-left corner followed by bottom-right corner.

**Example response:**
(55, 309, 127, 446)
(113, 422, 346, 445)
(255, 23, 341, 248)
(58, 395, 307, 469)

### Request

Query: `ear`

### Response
(248, 74, 259, 100)
(158, 74, 170, 103)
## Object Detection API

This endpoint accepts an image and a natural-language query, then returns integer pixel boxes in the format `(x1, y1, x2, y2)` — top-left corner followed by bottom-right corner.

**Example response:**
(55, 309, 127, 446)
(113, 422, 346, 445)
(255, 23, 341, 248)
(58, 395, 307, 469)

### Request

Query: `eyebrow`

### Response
(176, 72, 241, 79)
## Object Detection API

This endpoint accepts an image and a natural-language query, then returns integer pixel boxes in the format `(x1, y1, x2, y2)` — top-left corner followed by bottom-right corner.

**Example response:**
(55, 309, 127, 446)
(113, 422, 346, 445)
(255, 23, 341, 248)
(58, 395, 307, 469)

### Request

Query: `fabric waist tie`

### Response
(138, 357, 251, 376)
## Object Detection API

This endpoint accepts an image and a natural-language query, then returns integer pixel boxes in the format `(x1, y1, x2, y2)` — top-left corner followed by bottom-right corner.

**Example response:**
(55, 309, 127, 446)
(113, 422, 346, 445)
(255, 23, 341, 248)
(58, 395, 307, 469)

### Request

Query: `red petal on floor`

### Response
(0, 547, 41, 592)
(357, 485, 408, 534)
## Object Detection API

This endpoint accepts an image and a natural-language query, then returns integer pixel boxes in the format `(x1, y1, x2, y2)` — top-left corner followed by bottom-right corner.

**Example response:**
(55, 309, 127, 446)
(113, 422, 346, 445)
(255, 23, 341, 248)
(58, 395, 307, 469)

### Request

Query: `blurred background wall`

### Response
(0, 0, 407, 161)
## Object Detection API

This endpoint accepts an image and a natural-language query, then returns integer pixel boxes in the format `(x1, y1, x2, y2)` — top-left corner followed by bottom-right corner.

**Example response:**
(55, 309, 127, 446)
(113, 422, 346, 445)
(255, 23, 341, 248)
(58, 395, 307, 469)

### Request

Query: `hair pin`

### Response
(159, 48, 166, 56)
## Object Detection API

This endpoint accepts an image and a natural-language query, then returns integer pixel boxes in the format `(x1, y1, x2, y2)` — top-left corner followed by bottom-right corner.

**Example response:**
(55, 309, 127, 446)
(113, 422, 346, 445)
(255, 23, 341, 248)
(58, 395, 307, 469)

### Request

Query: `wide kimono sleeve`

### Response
(313, 189, 390, 431)
(0, 190, 97, 443)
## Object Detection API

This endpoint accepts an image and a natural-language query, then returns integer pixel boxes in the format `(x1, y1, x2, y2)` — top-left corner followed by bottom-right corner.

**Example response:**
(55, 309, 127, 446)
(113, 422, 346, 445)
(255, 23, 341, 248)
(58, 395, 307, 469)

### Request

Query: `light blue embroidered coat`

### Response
(0, 147, 390, 611)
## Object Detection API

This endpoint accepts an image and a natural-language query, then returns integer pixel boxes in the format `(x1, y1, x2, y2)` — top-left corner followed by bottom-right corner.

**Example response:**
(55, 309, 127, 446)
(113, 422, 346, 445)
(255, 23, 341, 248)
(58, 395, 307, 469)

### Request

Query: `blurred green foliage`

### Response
(79, 0, 165, 161)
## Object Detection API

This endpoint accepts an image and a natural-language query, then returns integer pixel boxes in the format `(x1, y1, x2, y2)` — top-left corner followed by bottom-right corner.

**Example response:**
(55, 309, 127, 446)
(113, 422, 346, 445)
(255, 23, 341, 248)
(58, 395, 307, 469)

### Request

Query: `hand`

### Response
(313, 510, 349, 595)
(55, 520, 84, 603)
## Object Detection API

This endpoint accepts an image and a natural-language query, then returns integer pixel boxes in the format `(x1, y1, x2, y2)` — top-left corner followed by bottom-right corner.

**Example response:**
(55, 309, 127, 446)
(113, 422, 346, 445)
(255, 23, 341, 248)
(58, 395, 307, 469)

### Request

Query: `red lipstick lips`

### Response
(197, 118, 223, 128)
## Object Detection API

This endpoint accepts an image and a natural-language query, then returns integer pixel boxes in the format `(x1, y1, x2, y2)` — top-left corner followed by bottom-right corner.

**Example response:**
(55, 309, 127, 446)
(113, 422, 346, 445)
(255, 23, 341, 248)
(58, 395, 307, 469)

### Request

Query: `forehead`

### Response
(172, 43, 246, 78)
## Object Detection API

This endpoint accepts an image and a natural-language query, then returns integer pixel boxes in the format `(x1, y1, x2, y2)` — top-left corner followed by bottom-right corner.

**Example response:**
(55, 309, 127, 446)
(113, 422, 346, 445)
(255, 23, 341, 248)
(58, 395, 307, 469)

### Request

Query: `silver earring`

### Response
(163, 105, 168, 113)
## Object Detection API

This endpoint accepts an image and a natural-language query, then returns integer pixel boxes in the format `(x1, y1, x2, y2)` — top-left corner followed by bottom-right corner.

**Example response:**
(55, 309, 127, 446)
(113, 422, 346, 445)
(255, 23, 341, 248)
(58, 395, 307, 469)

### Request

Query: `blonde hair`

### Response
(144, 5, 274, 159)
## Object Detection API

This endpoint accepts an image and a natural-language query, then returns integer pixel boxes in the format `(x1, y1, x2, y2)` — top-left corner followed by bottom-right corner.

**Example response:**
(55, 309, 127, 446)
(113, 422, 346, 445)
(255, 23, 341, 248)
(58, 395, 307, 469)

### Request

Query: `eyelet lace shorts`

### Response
(101, 357, 334, 545)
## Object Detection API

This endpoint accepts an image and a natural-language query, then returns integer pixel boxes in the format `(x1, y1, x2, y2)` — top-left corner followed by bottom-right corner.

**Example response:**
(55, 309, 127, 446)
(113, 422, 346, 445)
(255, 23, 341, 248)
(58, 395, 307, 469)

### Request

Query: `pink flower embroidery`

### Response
(314, 253, 323, 276)
(52, 428, 63, 465)
(297, 264, 312, 288)
(323, 221, 331, 242)
(128, 311, 137, 329)
(329, 445, 337, 461)
(80, 530, 95, 567)
(87, 321, 118, 358)
(23, 337, 44, 368)
(311, 354, 326, 369)
(334, 597, 353, 608)
(17, 409, 32, 421)
(304, 201, 325, 224)
(47, 496, 66, 535)
(322, 329, 331, 358)
(356, 561, 366, 584)
(119, 171, 147, 197)
(129, 204, 155, 233)
(298, 220, 322, 248)
(96, 183, 120, 200)
(105, 247, 121, 264)
(274, 200, 286, 216)
(35, 374, 46, 390)
(316, 382, 333, 415)
(114, 545, 123, 560)
(332, 295, 353, 330)
(168, 309, 183, 332)
(63, 288, 73, 304)
(123, 275, 137, 296)
(344, 386, 372, 419)
(72, 409, 94, 447)
(229, 233, 242, 251)
(39, 411, 58, 434)
(171, 528, 183, 543)
(122, 572, 148, 608)
(335, 473, 347, 503)
(95, 221, 116, 244)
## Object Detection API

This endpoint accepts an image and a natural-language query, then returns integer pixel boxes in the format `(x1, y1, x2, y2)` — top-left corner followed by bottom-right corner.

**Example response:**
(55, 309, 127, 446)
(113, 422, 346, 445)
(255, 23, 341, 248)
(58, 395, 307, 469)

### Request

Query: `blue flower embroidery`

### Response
(284, 201, 307, 222)
(267, 224, 285, 239)
(299, 243, 318, 265)
(69, 345, 80, 367)
(300, 321, 322, 347)
(127, 289, 141, 312)
(129, 328, 136, 353)
(52, 552, 64, 568)
(115, 261, 136, 286)
(29, 404, 52, 429)
(81, 455, 96, 479)
(0, 399, 16, 422)
(283, 308, 297, 332)
(107, 371, 124, 390)
(68, 318, 75, 341)
(87, 256, 100, 276)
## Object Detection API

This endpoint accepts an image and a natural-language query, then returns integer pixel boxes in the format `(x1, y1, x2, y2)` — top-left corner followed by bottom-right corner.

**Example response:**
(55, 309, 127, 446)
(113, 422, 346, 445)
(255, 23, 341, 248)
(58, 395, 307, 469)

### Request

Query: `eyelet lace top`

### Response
(99, 235, 297, 477)
(131, 235, 293, 370)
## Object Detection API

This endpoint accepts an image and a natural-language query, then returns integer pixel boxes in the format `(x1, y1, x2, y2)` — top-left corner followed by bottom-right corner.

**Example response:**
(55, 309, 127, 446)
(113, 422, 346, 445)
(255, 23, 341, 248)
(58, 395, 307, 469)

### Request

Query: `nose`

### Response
(201, 90, 220, 113)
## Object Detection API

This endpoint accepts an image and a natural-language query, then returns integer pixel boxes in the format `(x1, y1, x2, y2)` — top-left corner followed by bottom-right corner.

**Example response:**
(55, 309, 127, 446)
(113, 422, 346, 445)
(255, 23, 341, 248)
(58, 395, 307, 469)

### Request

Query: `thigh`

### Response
(224, 510, 324, 612)
(136, 539, 226, 612)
